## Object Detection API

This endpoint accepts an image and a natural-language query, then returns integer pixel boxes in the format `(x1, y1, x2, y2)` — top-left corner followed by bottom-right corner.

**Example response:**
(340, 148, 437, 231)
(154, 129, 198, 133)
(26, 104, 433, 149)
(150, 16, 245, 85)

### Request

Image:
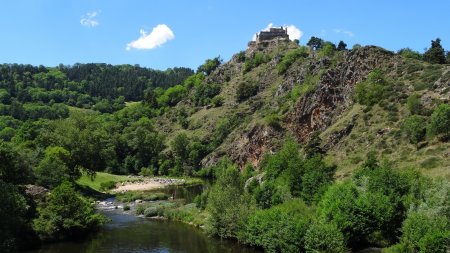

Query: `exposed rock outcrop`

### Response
(286, 46, 396, 142)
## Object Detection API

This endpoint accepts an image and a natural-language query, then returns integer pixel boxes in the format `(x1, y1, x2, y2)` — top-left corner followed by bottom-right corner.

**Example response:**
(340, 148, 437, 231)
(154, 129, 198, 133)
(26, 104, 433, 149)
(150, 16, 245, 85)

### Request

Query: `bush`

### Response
(243, 52, 270, 73)
(400, 212, 449, 252)
(428, 103, 450, 140)
(144, 207, 158, 217)
(240, 200, 312, 253)
(139, 167, 155, 177)
(0, 180, 28, 252)
(211, 96, 224, 107)
(402, 115, 426, 144)
(264, 114, 281, 128)
(99, 180, 116, 191)
(206, 165, 253, 238)
(135, 204, 146, 215)
(355, 69, 387, 106)
(277, 47, 309, 74)
(236, 82, 258, 101)
(318, 42, 336, 58)
(33, 182, 108, 241)
(406, 93, 423, 115)
(304, 222, 346, 253)
(398, 48, 422, 60)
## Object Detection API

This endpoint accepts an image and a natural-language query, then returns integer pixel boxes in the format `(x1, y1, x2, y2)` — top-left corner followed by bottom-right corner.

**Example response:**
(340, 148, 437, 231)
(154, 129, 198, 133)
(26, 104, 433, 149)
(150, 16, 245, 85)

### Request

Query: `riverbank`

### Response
(77, 172, 203, 194)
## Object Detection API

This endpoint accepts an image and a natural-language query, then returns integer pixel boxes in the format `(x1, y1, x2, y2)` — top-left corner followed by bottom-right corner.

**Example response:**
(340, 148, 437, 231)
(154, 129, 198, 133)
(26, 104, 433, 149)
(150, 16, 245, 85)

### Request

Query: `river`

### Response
(29, 184, 262, 253)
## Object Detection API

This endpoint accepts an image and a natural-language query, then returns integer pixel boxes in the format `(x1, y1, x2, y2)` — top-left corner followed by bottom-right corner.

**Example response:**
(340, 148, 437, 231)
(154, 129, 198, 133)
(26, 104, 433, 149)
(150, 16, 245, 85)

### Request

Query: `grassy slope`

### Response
(153, 43, 450, 180)
(76, 172, 134, 192)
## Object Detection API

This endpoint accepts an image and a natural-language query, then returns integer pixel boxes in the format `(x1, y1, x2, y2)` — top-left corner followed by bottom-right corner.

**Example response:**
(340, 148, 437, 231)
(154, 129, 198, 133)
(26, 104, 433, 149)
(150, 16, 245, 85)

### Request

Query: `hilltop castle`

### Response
(248, 26, 289, 48)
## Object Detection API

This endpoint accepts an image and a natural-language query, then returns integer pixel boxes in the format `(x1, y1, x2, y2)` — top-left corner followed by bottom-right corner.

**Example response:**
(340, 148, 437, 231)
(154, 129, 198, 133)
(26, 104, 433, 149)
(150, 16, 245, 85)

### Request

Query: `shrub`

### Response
(33, 182, 108, 241)
(236, 82, 258, 102)
(243, 52, 270, 73)
(211, 96, 224, 107)
(400, 212, 449, 252)
(139, 167, 155, 177)
(99, 180, 116, 191)
(406, 93, 423, 115)
(135, 204, 146, 215)
(236, 51, 246, 62)
(240, 200, 312, 253)
(398, 48, 422, 60)
(277, 47, 309, 74)
(402, 115, 426, 144)
(318, 42, 336, 58)
(428, 103, 450, 140)
(264, 114, 281, 128)
(355, 69, 387, 106)
(206, 165, 252, 238)
(144, 207, 158, 217)
(304, 222, 346, 253)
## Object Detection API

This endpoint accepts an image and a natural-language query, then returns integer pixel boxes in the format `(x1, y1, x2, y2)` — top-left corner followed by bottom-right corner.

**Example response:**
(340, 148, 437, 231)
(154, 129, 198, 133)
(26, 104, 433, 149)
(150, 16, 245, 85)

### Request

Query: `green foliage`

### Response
(171, 133, 190, 161)
(398, 48, 423, 60)
(243, 52, 270, 73)
(35, 146, 75, 189)
(157, 85, 187, 107)
(318, 181, 394, 247)
(0, 140, 32, 184)
(428, 103, 450, 140)
(236, 82, 258, 101)
(355, 69, 387, 106)
(395, 179, 450, 252)
(264, 113, 281, 128)
(402, 115, 426, 144)
(406, 93, 423, 115)
(424, 38, 446, 64)
(277, 47, 309, 74)
(99, 180, 116, 191)
(0, 180, 28, 253)
(192, 82, 221, 106)
(304, 222, 346, 253)
(206, 164, 252, 238)
(33, 181, 108, 241)
(307, 36, 324, 50)
(236, 51, 246, 63)
(116, 191, 169, 202)
(144, 206, 158, 217)
(337, 41, 347, 51)
(240, 200, 312, 253)
(210, 96, 224, 107)
(299, 155, 336, 202)
(197, 56, 222, 75)
(318, 42, 336, 58)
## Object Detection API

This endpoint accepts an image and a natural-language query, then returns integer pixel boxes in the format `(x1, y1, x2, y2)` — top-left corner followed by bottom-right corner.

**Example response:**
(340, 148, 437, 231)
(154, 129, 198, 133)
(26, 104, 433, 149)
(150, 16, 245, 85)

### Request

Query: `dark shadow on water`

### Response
(28, 209, 262, 253)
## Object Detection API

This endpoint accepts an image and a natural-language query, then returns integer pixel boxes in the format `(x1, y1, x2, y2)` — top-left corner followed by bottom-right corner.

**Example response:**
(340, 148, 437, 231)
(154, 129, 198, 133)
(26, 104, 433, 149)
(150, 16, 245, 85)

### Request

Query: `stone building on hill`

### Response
(248, 26, 289, 48)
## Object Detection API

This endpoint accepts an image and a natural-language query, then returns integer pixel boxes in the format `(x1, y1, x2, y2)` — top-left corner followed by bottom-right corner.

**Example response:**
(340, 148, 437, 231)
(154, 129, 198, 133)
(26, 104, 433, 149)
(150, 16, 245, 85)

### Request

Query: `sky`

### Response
(0, 0, 449, 70)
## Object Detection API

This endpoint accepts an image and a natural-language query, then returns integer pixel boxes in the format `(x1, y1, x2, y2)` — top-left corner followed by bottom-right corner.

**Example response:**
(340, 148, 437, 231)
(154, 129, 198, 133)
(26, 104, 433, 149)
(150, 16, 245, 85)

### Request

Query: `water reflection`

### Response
(29, 196, 261, 253)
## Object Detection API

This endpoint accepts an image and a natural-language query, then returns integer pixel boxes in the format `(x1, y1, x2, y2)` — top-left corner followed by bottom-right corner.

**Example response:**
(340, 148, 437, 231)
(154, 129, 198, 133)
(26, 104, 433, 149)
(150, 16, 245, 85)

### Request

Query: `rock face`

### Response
(228, 124, 281, 168)
(202, 45, 400, 169)
(286, 46, 396, 142)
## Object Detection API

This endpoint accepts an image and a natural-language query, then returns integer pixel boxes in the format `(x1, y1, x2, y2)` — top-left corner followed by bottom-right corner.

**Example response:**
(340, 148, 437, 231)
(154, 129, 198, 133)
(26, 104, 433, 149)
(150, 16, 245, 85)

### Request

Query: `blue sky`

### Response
(1, 0, 449, 70)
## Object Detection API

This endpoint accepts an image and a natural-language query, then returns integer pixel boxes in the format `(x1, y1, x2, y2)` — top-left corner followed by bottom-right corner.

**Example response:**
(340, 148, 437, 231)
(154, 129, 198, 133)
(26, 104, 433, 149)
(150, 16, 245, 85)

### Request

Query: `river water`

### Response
(29, 184, 262, 253)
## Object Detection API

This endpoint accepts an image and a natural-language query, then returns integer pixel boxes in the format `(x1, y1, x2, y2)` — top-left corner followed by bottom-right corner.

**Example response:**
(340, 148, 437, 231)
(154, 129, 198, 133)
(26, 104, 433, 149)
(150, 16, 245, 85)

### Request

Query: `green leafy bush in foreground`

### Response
(33, 182, 108, 241)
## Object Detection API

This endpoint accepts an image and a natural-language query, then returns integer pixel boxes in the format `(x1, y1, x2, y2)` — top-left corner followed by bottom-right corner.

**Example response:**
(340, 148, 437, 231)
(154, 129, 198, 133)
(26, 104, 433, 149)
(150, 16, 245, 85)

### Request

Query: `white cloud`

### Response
(126, 24, 175, 51)
(80, 11, 99, 28)
(252, 23, 303, 41)
(286, 25, 302, 41)
(333, 28, 354, 37)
